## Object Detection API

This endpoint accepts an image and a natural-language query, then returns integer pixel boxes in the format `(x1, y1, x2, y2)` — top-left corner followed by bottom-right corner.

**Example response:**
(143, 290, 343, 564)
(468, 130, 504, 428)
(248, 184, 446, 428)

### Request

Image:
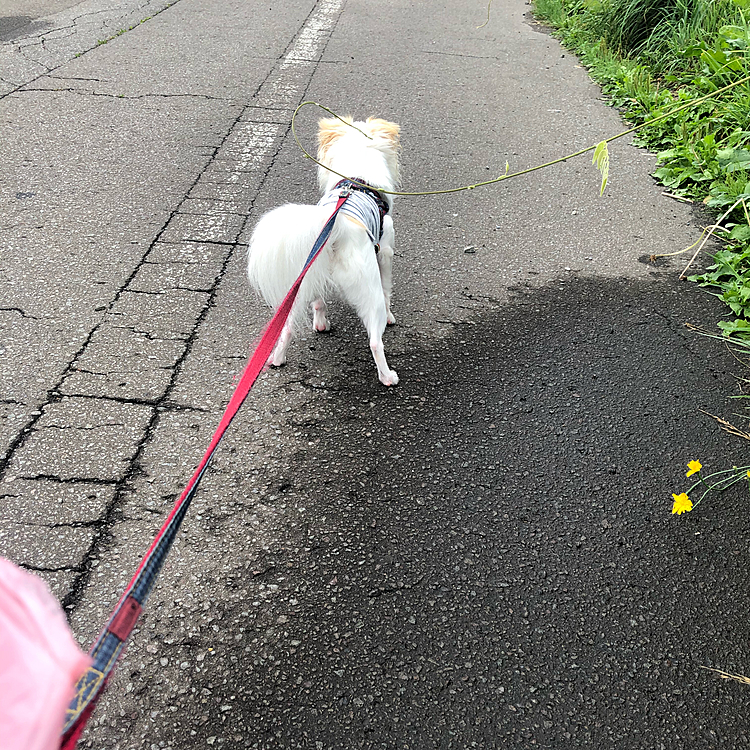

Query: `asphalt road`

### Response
(1, 0, 750, 748)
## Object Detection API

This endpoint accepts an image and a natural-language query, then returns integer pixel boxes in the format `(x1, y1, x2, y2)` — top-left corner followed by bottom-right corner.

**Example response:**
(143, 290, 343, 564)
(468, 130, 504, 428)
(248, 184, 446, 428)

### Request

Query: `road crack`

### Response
(0, 306, 38, 319)
(2, 0, 348, 618)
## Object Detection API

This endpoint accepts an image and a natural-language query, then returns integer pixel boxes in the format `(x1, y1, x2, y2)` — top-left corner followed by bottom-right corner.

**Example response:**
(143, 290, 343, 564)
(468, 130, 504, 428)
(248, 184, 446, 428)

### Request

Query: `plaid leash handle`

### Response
(60, 192, 350, 749)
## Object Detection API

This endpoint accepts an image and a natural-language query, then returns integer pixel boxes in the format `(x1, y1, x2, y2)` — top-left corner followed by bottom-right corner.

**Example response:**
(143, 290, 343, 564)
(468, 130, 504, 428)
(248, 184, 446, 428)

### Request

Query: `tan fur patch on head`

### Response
(365, 117, 400, 147)
(318, 116, 353, 161)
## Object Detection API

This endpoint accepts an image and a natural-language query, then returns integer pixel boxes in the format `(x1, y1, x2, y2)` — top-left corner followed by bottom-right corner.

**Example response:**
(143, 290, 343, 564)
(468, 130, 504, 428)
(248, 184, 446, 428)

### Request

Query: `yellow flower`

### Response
(686, 460, 702, 477)
(672, 493, 693, 515)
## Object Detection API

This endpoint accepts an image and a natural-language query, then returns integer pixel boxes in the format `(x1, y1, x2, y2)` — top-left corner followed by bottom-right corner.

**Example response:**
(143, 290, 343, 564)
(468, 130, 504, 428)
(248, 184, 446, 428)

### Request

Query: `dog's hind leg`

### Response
(378, 216, 396, 326)
(333, 252, 398, 386)
(270, 321, 293, 367)
(368, 322, 399, 386)
(311, 298, 331, 332)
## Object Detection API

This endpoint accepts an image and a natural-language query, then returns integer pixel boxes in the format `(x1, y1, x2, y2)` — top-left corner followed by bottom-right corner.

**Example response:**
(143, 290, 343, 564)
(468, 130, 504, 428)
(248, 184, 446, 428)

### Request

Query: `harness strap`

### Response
(333, 178, 389, 238)
(60, 192, 350, 749)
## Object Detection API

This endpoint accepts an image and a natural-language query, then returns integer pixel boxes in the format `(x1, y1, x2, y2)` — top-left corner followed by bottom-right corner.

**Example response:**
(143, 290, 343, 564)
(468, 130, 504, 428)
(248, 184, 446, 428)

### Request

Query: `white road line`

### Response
(189, 0, 344, 213)
(282, 0, 344, 65)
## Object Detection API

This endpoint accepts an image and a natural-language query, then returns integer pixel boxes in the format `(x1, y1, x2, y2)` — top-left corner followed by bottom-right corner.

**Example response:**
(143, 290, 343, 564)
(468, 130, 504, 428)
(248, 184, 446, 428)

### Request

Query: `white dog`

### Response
(247, 116, 401, 386)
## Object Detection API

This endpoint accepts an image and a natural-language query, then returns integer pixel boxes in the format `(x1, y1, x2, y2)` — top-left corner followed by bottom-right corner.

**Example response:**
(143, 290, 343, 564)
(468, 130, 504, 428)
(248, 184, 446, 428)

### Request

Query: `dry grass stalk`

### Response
(662, 191, 693, 203)
(679, 197, 746, 279)
(699, 410, 750, 441)
(702, 666, 750, 686)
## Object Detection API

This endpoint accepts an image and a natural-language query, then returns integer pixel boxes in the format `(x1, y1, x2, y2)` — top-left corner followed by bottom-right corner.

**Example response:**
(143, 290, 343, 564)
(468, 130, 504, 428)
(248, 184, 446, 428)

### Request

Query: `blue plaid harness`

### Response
(318, 178, 390, 251)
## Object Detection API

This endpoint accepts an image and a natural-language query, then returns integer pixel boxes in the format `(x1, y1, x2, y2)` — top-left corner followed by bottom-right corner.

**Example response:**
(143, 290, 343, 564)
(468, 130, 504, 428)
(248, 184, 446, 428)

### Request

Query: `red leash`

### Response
(60, 192, 350, 748)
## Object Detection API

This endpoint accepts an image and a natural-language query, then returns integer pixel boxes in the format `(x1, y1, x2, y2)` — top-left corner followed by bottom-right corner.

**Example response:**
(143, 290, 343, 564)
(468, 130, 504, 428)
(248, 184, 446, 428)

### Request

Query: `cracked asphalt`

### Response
(2, 0, 750, 748)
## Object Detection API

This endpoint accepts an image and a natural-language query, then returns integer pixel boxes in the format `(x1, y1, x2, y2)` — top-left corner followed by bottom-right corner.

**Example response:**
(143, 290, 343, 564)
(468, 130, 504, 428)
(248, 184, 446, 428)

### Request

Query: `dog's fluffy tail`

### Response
(247, 204, 334, 320)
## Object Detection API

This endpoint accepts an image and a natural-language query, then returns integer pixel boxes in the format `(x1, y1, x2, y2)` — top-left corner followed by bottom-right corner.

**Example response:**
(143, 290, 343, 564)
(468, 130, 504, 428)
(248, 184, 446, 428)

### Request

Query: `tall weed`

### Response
(533, 0, 750, 332)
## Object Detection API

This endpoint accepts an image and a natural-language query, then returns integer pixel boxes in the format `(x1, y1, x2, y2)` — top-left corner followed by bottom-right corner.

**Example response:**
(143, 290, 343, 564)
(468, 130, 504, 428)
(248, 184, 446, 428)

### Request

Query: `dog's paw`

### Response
(379, 369, 399, 386)
(269, 353, 287, 367)
(313, 319, 331, 333)
(386, 311, 396, 326)
(312, 301, 330, 332)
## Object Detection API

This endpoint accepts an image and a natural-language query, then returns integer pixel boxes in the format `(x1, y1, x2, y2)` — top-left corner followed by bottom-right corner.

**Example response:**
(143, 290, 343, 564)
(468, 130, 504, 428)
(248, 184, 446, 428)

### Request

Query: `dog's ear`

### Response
(318, 117, 353, 161)
(365, 118, 400, 147)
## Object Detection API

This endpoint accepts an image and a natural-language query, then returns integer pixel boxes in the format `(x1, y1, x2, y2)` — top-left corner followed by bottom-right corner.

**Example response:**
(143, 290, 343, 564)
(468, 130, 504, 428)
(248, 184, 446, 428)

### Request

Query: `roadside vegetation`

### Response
(532, 0, 750, 341)
(530, 0, 750, 514)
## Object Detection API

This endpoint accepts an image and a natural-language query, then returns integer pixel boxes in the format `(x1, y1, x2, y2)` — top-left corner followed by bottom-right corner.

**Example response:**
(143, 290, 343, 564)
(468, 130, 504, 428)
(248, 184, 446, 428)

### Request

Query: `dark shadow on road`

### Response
(189, 274, 750, 748)
(0, 16, 52, 42)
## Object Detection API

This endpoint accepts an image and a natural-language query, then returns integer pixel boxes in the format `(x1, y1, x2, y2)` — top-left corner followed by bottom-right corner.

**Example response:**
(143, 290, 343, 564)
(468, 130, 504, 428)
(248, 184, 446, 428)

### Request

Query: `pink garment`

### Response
(0, 558, 90, 750)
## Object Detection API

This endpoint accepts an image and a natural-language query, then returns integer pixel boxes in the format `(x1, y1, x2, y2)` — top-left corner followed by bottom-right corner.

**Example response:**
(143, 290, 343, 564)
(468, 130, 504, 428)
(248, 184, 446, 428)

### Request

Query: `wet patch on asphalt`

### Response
(0, 16, 52, 43)
(151, 275, 750, 748)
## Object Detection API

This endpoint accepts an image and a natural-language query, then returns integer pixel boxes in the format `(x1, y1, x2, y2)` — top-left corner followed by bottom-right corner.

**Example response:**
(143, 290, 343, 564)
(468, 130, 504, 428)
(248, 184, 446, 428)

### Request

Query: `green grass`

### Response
(532, 0, 750, 342)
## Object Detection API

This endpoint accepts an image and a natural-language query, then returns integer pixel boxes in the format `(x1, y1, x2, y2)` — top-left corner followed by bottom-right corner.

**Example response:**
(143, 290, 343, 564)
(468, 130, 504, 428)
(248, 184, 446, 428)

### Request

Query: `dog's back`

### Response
(247, 203, 333, 314)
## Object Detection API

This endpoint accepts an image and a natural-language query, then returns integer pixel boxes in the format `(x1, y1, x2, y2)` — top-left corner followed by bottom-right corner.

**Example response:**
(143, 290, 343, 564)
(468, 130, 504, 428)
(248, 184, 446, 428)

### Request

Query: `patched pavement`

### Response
(1, 0, 749, 748)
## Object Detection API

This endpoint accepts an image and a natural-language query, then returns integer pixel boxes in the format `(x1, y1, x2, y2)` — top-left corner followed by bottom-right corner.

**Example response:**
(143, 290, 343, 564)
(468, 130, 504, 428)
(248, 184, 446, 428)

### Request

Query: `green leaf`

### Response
(730, 224, 750, 241)
(701, 48, 728, 73)
(717, 148, 750, 173)
(656, 148, 678, 162)
(653, 166, 674, 181)
(707, 190, 750, 209)
(719, 25, 750, 49)
(592, 141, 609, 196)
(719, 319, 750, 336)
